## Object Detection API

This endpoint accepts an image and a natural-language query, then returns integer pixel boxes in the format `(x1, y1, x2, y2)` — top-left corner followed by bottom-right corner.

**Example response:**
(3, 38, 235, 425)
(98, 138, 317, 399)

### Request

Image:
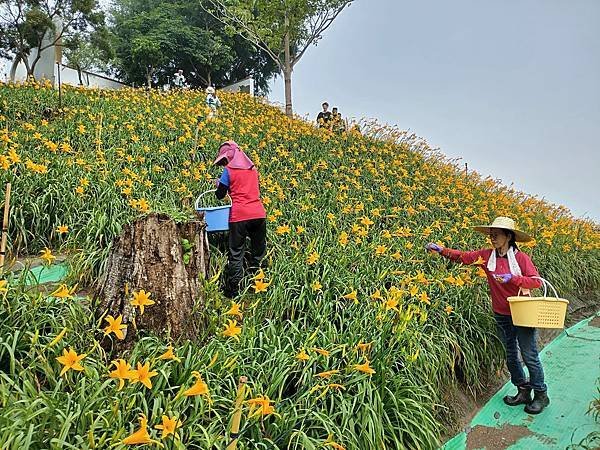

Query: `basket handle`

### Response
(194, 189, 232, 210)
(530, 276, 560, 299)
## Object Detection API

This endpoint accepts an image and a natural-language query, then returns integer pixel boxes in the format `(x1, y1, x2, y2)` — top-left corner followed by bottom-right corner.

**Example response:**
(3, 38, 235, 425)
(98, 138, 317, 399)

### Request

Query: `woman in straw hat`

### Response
(425, 216, 549, 414)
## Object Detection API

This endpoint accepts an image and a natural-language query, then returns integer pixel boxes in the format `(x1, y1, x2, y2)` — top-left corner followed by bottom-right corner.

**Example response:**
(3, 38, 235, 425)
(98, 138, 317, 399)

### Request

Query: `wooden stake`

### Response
(0, 183, 12, 271)
(227, 376, 248, 450)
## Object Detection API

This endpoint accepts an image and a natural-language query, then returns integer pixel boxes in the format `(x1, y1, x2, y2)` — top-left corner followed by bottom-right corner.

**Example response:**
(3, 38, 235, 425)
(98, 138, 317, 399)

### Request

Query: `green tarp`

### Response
(443, 315, 600, 449)
(23, 264, 68, 285)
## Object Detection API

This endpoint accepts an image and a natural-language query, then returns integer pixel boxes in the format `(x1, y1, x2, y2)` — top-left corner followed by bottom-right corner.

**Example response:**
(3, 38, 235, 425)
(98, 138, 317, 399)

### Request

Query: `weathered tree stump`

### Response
(94, 213, 209, 348)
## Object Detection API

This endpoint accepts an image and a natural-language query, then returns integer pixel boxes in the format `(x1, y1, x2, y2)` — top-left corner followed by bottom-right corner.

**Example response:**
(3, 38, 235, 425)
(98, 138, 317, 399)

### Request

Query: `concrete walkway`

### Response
(442, 314, 600, 449)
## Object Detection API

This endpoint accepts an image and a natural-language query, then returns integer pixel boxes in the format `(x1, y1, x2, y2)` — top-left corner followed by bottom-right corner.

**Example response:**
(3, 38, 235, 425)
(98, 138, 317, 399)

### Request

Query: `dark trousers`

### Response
(494, 313, 547, 392)
(226, 218, 267, 296)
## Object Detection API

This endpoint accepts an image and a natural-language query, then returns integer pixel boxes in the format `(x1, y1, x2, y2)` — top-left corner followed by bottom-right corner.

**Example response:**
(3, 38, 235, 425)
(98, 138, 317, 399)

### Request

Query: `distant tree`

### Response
(111, 0, 278, 92)
(0, 0, 106, 80)
(204, 0, 353, 116)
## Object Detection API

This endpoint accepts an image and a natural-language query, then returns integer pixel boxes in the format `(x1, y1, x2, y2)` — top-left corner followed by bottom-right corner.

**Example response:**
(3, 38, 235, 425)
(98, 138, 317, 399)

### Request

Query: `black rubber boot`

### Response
(503, 385, 532, 406)
(524, 390, 549, 414)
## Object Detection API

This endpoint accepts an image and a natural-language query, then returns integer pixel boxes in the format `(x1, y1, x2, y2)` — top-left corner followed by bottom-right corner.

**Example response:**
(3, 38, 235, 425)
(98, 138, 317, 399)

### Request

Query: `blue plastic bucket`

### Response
(195, 189, 231, 232)
(197, 205, 231, 232)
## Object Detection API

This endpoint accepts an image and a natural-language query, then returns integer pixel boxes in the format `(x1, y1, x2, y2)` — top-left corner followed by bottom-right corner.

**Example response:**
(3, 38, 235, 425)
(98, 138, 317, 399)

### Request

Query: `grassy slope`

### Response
(0, 81, 598, 449)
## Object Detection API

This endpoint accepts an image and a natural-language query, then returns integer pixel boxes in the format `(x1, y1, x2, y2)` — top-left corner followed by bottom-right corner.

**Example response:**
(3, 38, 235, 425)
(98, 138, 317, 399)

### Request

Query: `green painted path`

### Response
(443, 314, 600, 449)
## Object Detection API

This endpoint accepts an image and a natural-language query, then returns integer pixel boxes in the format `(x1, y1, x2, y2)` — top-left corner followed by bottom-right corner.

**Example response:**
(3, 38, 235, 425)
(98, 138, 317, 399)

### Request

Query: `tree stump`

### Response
(94, 213, 209, 348)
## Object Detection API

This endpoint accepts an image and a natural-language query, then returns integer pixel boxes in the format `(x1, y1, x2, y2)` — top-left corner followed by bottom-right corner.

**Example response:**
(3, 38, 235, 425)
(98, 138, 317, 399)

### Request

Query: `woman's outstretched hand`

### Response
(425, 243, 443, 253)
(493, 273, 512, 283)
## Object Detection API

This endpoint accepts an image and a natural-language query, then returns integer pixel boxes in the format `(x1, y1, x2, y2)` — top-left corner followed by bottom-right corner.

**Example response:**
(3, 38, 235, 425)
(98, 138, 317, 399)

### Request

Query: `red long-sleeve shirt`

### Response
(441, 248, 542, 315)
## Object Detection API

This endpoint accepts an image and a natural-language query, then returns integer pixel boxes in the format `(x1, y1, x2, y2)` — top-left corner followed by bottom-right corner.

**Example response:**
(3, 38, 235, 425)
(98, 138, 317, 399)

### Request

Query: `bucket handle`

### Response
(531, 276, 560, 299)
(195, 189, 232, 210)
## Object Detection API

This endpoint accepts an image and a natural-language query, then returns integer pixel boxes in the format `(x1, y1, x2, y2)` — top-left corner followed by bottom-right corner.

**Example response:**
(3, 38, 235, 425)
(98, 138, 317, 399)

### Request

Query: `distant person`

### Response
(331, 107, 346, 133)
(316, 102, 332, 128)
(214, 141, 267, 298)
(173, 69, 186, 88)
(425, 217, 550, 415)
(206, 86, 222, 118)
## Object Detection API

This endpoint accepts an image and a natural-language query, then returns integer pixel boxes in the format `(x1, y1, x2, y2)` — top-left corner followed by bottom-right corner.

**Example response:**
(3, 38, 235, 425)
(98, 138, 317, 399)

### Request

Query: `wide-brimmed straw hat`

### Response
(473, 216, 533, 242)
(206, 86, 215, 94)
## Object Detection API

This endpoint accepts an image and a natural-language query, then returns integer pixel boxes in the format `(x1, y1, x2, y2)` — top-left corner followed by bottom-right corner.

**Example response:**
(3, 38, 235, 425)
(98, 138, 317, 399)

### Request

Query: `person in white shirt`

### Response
(206, 86, 222, 118)
(173, 69, 186, 88)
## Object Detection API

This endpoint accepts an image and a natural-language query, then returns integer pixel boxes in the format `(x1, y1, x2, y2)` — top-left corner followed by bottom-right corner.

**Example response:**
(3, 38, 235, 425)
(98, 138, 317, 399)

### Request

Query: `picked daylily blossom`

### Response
(56, 347, 86, 376)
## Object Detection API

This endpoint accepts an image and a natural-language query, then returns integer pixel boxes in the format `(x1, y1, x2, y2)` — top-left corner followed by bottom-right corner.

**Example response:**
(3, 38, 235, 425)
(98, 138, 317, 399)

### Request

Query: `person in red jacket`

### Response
(214, 141, 267, 298)
(426, 216, 549, 414)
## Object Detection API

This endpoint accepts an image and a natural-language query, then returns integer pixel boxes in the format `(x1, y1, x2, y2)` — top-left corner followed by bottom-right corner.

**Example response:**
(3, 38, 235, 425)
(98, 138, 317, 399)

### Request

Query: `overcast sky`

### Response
(269, 0, 600, 222)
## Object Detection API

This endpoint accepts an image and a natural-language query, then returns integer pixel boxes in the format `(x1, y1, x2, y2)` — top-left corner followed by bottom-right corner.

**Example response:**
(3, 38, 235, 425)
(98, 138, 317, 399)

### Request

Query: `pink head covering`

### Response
(213, 141, 255, 169)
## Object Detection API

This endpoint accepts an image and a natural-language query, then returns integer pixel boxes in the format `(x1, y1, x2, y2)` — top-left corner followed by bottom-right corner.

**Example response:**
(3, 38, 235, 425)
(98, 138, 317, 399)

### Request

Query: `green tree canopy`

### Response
(111, 0, 278, 92)
(0, 0, 106, 78)
(204, 0, 353, 116)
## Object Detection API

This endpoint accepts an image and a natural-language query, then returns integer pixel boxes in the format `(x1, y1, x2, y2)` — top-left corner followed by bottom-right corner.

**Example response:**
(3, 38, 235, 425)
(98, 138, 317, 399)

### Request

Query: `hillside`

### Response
(0, 80, 599, 449)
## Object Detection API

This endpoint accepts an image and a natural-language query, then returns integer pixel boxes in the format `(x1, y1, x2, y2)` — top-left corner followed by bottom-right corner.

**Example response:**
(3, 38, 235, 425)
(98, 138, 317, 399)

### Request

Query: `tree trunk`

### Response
(146, 67, 153, 89)
(94, 213, 209, 349)
(283, 19, 293, 118)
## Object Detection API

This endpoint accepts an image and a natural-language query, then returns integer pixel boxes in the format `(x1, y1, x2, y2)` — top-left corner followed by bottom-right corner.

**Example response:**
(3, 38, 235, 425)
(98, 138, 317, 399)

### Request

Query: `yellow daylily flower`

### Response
(354, 359, 376, 375)
(295, 349, 310, 361)
(183, 371, 210, 397)
(253, 279, 270, 293)
(56, 225, 69, 234)
(103, 315, 127, 340)
(130, 289, 155, 315)
(40, 248, 56, 265)
(56, 347, 86, 376)
(50, 284, 74, 299)
(155, 414, 182, 439)
(122, 414, 157, 445)
(222, 319, 242, 340)
(247, 395, 278, 418)
(158, 345, 181, 362)
(224, 302, 242, 318)
(129, 361, 158, 389)
(109, 359, 133, 390)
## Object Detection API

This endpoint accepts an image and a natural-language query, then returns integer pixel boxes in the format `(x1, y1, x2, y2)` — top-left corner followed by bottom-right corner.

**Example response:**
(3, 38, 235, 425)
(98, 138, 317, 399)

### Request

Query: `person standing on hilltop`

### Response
(173, 69, 186, 88)
(425, 217, 550, 415)
(206, 86, 222, 118)
(214, 141, 267, 298)
(331, 107, 346, 133)
(316, 102, 332, 128)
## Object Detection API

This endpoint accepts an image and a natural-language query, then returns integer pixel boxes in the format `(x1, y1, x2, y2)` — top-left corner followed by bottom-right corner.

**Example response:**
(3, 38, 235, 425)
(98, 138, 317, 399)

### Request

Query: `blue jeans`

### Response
(494, 313, 547, 392)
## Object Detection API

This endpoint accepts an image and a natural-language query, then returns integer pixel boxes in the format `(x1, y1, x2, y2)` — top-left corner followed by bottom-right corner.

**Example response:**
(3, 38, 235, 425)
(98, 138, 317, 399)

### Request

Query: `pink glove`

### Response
(214, 178, 220, 188)
(494, 273, 512, 283)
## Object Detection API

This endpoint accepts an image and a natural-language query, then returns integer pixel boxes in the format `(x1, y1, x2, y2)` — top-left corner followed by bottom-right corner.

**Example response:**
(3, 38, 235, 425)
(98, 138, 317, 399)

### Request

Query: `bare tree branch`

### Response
(291, 2, 349, 67)
(202, 0, 283, 70)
